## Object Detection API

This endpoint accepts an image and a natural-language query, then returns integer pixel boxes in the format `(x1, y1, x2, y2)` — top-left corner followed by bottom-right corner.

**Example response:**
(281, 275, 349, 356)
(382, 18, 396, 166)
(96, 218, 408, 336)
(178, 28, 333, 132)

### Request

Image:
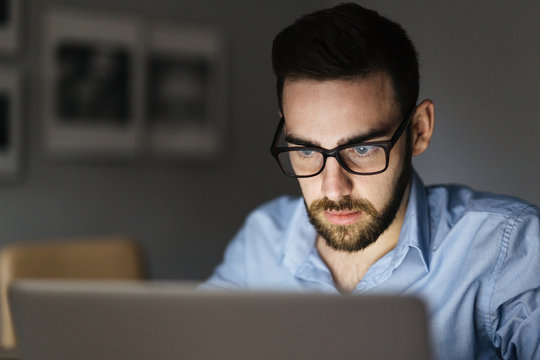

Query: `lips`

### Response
(323, 210, 363, 225)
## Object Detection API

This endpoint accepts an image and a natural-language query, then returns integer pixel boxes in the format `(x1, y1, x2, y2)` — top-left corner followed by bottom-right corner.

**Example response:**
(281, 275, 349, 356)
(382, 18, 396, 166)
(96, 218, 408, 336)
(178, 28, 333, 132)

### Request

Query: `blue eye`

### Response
(353, 146, 371, 155)
(345, 145, 380, 159)
(300, 149, 315, 156)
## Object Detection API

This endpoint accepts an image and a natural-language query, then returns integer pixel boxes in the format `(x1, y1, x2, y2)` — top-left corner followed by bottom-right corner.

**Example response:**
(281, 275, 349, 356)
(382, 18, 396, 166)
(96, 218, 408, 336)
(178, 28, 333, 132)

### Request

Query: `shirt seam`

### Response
(462, 205, 529, 217)
(484, 202, 530, 344)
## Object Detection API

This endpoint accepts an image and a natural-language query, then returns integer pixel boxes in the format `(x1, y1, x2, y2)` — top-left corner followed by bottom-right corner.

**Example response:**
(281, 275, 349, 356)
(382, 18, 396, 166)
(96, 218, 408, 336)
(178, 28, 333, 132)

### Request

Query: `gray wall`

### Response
(352, 1, 540, 204)
(0, 0, 324, 279)
(1, 1, 538, 281)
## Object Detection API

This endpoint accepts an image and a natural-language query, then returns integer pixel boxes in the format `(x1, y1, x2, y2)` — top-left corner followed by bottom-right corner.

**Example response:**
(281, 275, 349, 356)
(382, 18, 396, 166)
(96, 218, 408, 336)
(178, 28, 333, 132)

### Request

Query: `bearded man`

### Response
(203, 3, 540, 359)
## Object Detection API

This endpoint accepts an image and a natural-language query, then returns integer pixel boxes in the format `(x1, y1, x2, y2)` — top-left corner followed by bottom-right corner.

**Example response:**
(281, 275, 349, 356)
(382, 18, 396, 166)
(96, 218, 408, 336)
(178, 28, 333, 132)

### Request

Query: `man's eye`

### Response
(352, 146, 372, 155)
(299, 149, 315, 156)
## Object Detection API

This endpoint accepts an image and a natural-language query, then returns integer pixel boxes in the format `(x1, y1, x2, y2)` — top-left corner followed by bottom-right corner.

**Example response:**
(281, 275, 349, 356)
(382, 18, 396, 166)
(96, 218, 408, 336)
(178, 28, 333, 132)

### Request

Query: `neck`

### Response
(316, 183, 411, 294)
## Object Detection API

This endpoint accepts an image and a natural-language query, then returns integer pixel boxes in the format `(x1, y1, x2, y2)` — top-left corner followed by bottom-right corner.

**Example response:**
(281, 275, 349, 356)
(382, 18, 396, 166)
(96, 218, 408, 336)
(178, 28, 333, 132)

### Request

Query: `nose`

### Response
(320, 157, 353, 201)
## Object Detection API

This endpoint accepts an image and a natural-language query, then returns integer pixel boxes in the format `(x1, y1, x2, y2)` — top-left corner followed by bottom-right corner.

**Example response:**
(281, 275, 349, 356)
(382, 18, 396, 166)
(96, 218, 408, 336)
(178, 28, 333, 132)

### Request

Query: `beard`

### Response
(306, 152, 412, 253)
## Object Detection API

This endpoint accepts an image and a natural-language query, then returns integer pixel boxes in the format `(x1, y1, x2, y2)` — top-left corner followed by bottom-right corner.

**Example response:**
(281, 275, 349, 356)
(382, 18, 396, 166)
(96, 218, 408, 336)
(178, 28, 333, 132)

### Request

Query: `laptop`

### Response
(9, 280, 432, 360)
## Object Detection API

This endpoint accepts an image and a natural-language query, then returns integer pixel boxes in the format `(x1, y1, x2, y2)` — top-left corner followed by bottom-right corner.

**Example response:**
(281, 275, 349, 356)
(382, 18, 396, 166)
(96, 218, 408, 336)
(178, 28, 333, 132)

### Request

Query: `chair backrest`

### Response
(0, 236, 145, 349)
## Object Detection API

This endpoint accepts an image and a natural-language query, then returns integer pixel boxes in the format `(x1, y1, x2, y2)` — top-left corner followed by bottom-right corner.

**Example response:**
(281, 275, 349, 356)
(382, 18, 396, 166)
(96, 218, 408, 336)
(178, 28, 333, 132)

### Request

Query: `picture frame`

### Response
(144, 24, 226, 158)
(42, 9, 143, 156)
(0, 0, 20, 55)
(0, 66, 20, 178)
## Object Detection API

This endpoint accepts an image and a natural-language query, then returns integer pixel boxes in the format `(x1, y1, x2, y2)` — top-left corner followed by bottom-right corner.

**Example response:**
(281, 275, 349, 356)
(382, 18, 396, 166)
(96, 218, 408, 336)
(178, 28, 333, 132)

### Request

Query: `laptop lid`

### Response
(9, 280, 432, 360)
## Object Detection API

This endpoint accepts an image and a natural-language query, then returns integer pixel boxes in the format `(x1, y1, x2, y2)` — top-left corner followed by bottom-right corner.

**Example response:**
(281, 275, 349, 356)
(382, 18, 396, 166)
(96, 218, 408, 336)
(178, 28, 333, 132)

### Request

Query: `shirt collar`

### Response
(280, 168, 431, 276)
(397, 169, 431, 271)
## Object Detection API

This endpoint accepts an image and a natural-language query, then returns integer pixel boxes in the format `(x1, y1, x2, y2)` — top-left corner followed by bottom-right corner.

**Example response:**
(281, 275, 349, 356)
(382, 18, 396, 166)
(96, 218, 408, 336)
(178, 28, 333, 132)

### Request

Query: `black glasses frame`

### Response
(270, 107, 415, 178)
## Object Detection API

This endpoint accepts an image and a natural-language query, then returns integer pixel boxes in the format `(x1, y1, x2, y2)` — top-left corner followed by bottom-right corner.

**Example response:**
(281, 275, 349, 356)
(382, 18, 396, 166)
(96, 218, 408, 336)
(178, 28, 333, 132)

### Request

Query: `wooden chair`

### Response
(0, 236, 145, 350)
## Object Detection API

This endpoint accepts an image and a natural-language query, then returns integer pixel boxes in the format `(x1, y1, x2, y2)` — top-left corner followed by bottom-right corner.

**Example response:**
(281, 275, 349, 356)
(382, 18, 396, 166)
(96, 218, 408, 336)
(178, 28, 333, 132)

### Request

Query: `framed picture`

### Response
(0, 0, 20, 55)
(0, 66, 20, 178)
(42, 9, 143, 156)
(144, 24, 226, 158)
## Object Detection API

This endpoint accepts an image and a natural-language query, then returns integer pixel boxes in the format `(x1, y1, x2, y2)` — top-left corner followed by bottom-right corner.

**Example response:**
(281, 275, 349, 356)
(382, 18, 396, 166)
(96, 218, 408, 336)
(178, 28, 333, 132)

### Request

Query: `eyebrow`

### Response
(285, 126, 392, 149)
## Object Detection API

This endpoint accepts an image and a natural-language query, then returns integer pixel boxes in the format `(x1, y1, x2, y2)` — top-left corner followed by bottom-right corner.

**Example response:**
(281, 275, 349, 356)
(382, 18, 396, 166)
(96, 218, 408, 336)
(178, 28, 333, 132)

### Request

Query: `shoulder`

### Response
(232, 195, 305, 255)
(426, 183, 538, 224)
(244, 195, 304, 233)
(424, 184, 539, 252)
(203, 196, 304, 289)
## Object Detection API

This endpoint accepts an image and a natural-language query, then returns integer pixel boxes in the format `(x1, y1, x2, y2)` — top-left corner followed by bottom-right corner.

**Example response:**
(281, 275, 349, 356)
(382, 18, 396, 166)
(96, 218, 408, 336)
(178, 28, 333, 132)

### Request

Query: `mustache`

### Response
(309, 196, 378, 217)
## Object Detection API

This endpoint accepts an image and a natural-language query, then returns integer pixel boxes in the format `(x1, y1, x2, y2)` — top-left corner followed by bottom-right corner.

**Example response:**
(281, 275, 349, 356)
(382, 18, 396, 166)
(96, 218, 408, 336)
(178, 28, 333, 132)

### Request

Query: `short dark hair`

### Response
(272, 3, 419, 118)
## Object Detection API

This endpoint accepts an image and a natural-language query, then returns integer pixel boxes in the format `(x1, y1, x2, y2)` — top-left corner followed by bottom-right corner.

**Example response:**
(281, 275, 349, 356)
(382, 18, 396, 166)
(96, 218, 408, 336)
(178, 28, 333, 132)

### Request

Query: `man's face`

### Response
(281, 73, 411, 252)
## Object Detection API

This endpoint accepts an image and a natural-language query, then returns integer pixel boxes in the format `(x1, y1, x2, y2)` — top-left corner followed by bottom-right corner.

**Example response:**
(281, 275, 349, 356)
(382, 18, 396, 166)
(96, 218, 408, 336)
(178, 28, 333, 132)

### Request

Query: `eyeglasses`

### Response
(270, 108, 414, 178)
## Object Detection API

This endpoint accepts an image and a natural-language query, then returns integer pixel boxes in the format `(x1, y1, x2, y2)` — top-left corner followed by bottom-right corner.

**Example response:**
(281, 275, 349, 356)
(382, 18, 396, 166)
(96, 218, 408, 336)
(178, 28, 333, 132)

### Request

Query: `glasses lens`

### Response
(339, 145, 387, 174)
(278, 149, 324, 176)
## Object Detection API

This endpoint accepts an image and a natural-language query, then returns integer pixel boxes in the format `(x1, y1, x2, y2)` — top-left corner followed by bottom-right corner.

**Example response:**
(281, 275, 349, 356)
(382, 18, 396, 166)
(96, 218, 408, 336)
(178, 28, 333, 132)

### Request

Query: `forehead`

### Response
(281, 73, 399, 148)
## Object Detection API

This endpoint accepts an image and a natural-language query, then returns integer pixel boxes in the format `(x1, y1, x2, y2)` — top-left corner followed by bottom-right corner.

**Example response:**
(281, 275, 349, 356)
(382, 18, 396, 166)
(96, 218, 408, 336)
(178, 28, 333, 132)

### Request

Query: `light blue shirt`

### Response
(204, 171, 540, 359)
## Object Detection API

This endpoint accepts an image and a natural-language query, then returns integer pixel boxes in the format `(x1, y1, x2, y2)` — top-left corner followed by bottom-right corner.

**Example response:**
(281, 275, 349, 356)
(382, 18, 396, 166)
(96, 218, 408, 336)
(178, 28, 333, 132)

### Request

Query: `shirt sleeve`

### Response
(488, 204, 540, 359)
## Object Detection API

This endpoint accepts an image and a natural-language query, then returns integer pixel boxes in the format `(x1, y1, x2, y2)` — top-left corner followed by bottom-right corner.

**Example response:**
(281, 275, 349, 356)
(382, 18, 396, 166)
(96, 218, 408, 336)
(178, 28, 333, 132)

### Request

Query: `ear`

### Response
(410, 99, 434, 156)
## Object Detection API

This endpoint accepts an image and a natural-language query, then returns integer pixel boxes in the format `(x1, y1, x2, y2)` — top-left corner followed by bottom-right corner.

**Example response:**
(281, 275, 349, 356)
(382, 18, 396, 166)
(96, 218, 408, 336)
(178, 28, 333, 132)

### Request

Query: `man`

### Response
(204, 3, 540, 359)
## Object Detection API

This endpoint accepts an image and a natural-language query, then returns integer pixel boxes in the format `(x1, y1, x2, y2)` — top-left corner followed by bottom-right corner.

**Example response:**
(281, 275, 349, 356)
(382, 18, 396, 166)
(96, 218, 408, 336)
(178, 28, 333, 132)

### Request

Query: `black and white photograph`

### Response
(146, 55, 209, 130)
(0, 67, 19, 178)
(0, 0, 20, 55)
(43, 9, 143, 156)
(145, 24, 225, 158)
(56, 41, 131, 125)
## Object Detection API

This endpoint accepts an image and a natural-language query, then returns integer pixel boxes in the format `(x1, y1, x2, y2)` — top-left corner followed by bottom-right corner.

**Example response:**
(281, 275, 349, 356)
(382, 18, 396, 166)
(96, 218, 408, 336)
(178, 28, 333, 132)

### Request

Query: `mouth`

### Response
(323, 210, 363, 226)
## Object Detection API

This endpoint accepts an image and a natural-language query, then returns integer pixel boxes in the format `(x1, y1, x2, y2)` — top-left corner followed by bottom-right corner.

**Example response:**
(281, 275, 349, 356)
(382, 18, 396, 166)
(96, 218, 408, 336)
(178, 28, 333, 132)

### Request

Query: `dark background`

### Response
(0, 0, 538, 281)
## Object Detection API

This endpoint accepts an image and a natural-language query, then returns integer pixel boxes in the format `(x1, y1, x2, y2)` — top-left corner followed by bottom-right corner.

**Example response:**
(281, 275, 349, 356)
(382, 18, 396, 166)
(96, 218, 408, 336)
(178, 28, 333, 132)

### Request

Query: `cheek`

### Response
(369, 142, 409, 202)
(361, 175, 393, 207)
(350, 176, 387, 207)
(351, 150, 407, 208)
